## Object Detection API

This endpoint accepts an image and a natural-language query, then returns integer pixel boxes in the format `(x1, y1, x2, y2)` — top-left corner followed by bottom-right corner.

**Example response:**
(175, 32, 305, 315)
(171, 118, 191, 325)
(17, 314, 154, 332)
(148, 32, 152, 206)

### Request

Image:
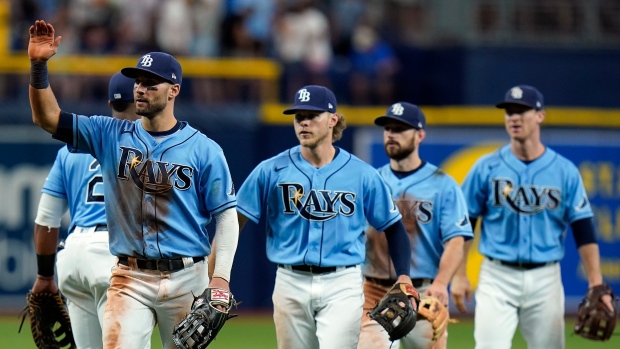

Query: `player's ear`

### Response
(537, 110, 546, 124)
(329, 112, 339, 127)
(416, 129, 426, 142)
(168, 84, 181, 99)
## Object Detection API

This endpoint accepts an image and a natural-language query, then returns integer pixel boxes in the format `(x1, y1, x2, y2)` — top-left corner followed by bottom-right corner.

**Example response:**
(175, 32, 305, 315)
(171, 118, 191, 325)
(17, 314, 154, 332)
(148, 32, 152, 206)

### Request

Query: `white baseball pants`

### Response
(272, 265, 364, 349)
(474, 258, 564, 349)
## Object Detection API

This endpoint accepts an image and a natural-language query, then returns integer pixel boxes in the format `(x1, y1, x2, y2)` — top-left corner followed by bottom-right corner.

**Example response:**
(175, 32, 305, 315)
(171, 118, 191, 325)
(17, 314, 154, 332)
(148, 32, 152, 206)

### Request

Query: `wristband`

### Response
(30, 61, 50, 89)
(36, 253, 56, 277)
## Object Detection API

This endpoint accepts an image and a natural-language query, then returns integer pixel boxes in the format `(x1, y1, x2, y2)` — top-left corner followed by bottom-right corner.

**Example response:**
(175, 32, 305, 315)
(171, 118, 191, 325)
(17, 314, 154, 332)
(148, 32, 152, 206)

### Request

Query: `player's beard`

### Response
(136, 92, 168, 119)
(384, 138, 416, 161)
(297, 124, 330, 149)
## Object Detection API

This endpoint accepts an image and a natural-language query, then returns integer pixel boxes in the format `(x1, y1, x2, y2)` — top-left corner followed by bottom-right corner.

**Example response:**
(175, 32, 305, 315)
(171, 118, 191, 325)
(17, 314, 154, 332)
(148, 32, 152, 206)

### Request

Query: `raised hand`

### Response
(28, 20, 62, 62)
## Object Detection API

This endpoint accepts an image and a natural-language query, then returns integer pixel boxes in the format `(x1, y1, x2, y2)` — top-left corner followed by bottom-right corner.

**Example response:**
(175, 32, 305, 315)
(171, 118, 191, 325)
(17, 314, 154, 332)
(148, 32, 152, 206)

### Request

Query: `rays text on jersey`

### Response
(395, 197, 433, 223)
(117, 146, 194, 193)
(491, 178, 561, 214)
(278, 183, 356, 221)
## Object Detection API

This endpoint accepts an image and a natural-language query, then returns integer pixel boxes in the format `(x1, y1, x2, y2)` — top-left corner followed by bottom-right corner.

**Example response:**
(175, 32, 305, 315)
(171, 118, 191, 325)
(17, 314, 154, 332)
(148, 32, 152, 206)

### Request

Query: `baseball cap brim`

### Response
(283, 105, 331, 115)
(495, 101, 537, 110)
(121, 67, 176, 85)
(374, 115, 419, 129)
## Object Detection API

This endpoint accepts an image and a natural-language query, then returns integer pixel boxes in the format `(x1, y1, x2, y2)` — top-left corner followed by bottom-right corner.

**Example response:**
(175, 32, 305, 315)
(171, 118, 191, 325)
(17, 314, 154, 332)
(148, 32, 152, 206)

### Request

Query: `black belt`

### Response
(70, 224, 108, 233)
(278, 264, 356, 275)
(365, 276, 433, 288)
(118, 256, 204, 272)
(487, 257, 556, 270)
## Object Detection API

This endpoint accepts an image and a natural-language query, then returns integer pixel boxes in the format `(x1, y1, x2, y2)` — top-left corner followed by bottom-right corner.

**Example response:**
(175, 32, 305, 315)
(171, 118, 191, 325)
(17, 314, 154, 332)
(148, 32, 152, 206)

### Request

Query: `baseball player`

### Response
(460, 85, 614, 349)
(234, 85, 416, 349)
(357, 102, 473, 349)
(30, 72, 142, 349)
(27, 20, 239, 349)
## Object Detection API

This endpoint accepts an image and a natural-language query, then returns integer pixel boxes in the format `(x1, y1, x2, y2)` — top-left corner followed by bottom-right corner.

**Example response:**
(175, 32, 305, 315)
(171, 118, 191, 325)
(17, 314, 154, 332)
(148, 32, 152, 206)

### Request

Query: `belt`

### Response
(365, 276, 433, 288)
(278, 264, 356, 275)
(70, 224, 108, 234)
(487, 257, 557, 270)
(118, 256, 204, 272)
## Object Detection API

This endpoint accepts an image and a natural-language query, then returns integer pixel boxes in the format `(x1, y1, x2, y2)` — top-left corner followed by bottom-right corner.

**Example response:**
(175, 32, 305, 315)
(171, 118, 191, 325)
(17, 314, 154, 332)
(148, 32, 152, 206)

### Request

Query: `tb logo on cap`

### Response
(391, 103, 405, 116)
(298, 89, 311, 102)
(140, 55, 154, 67)
(510, 87, 523, 99)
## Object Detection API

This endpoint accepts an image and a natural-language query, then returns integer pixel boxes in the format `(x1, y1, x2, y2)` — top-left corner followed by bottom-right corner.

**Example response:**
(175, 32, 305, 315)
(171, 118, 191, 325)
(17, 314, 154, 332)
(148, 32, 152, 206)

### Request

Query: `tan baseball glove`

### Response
(417, 296, 449, 341)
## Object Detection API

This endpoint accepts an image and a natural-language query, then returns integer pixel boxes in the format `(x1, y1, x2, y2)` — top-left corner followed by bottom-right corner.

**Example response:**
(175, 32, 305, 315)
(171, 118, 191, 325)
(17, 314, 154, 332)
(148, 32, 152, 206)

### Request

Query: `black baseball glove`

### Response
(574, 283, 617, 341)
(172, 288, 238, 349)
(19, 290, 76, 349)
(368, 282, 420, 341)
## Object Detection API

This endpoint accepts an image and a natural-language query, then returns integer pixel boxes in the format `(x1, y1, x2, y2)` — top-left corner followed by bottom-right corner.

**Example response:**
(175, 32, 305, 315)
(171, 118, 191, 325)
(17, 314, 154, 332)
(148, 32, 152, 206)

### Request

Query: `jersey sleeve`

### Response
(565, 165, 594, 223)
(439, 179, 474, 243)
(236, 163, 267, 224)
(71, 114, 115, 158)
(199, 150, 237, 215)
(41, 147, 68, 200)
(461, 158, 488, 218)
(365, 170, 401, 232)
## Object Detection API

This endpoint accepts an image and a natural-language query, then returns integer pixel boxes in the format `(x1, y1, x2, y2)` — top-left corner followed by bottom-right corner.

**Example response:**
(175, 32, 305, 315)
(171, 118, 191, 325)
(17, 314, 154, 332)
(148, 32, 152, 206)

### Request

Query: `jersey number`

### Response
(87, 160, 104, 203)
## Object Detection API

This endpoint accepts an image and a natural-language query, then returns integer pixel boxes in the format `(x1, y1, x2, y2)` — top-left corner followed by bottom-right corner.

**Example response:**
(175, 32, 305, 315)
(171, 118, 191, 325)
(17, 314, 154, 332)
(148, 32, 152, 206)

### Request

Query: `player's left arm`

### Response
(366, 170, 412, 285)
(208, 211, 248, 280)
(574, 219, 614, 312)
(451, 239, 473, 313)
(383, 221, 415, 284)
(426, 236, 464, 305)
(208, 207, 239, 290)
(566, 166, 614, 311)
(428, 181, 472, 304)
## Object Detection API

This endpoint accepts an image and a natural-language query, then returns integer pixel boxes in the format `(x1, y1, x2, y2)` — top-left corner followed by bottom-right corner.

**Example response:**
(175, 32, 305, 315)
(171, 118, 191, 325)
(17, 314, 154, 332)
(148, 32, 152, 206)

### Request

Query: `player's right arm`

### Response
(28, 20, 62, 134)
(31, 193, 68, 294)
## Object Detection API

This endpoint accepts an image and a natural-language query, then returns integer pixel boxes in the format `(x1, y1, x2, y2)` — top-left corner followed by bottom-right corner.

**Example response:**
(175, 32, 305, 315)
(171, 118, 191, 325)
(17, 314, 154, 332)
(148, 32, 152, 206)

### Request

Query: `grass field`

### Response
(2, 313, 617, 348)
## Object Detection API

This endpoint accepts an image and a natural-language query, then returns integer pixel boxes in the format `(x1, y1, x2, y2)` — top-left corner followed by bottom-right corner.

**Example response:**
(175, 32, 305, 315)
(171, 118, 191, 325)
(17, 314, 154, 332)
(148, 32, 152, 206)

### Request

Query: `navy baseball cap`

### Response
(374, 102, 426, 130)
(108, 72, 135, 102)
(121, 52, 182, 86)
(496, 85, 544, 111)
(283, 85, 337, 114)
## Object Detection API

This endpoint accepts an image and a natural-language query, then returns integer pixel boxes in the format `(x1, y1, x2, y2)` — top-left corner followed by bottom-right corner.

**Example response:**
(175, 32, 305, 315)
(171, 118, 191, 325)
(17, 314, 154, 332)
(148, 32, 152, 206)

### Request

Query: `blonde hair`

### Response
(332, 113, 347, 142)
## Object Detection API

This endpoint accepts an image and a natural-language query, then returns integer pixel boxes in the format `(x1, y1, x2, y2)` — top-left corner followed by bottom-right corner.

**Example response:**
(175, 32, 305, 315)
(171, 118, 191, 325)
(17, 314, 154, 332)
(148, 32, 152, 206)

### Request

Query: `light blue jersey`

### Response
(237, 146, 401, 267)
(364, 162, 473, 280)
(461, 145, 593, 263)
(42, 146, 107, 233)
(68, 114, 237, 258)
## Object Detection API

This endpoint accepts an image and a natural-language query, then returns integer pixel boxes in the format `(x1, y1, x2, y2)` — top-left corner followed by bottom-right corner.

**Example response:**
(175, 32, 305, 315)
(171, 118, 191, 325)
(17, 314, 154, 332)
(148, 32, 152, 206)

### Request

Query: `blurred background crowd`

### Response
(8, 0, 620, 106)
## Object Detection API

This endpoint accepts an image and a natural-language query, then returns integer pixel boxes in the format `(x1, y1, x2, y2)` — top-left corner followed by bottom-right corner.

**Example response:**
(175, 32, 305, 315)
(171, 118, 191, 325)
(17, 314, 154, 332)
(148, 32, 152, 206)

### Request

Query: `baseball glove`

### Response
(574, 283, 617, 341)
(417, 296, 449, 341)
(368, 282, 420, 341)
(172, 288, 238, 349)
(18, 291, 76, 349)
